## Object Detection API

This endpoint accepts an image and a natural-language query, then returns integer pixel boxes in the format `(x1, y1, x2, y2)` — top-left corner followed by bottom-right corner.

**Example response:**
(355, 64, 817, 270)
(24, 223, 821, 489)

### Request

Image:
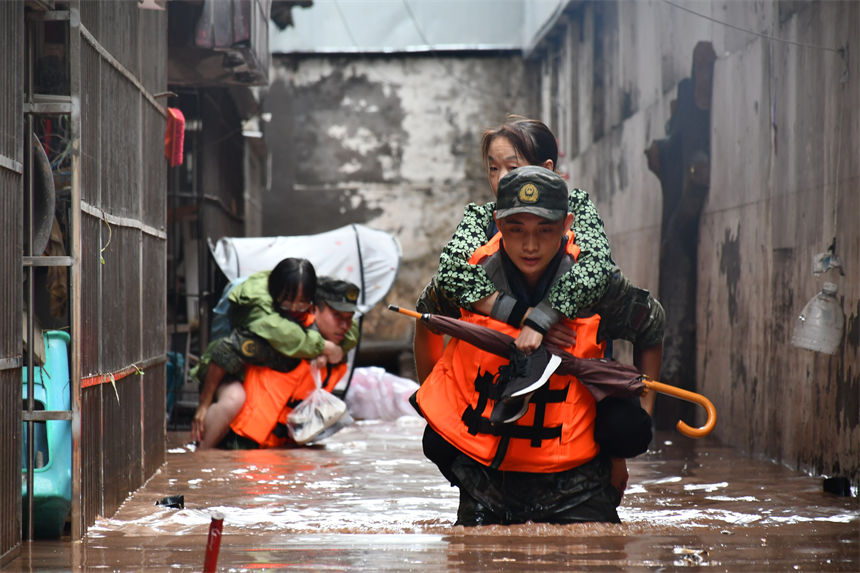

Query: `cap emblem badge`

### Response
(518, 183, 539, 203)
(346, 287, 359, 302)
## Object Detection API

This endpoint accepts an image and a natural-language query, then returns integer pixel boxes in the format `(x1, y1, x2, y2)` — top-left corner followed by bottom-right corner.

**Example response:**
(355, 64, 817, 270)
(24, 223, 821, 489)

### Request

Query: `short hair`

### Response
(480, 115, 559, 171)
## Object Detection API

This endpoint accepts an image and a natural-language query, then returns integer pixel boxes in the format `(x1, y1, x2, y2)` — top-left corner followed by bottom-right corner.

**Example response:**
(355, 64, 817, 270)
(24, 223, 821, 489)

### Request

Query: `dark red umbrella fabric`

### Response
(391, 306, 645, 402)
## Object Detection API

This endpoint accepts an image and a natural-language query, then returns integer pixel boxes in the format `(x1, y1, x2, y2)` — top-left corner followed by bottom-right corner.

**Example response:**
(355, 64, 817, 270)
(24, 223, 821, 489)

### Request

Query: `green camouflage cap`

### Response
(316, 276, 360, 312)
(495, 165, 569, 221)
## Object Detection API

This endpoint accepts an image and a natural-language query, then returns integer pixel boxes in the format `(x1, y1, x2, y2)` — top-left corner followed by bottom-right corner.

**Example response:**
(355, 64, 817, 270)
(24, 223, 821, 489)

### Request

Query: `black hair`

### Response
(268, 257, 316, 308)
(480, 114, 559, 171)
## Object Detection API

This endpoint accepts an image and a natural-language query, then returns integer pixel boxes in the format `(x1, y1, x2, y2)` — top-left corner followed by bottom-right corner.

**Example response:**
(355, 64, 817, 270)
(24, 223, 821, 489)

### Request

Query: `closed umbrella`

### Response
(390, 305, 716, 438)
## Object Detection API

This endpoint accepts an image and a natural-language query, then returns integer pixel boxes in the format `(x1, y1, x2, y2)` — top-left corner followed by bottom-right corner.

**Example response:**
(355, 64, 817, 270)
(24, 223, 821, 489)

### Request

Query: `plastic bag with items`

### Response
(344, 366, 421, 421)
(287, 363, 348, 445)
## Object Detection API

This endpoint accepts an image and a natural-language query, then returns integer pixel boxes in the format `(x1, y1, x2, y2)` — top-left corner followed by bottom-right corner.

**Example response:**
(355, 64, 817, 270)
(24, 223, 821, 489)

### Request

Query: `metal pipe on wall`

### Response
(68, 0, 83, 541)
(24, 18, 35, 540)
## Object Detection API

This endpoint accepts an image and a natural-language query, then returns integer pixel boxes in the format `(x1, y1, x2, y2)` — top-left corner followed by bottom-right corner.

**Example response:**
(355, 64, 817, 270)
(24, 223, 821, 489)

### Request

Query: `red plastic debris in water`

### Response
(203, 512, 224, 572)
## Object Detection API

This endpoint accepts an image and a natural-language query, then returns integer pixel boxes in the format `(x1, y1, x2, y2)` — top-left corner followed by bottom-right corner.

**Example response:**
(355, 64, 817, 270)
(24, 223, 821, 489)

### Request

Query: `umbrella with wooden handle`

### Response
(390, 305, 716, 438)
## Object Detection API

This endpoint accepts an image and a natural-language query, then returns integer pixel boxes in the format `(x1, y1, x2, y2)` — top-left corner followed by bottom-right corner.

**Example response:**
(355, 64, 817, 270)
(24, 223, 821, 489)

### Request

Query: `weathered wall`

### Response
(77, 0, 169, 532)
(264, 1, 859, 484)
(0, 0, 23, 561)
(702, 2, 859, 482)
(534, 0, 859, 483)
(265, 54, 535, 340)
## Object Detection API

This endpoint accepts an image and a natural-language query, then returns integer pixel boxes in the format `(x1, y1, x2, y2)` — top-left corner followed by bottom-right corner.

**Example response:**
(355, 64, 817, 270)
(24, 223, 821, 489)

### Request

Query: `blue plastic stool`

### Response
(22, 330, 72, 539)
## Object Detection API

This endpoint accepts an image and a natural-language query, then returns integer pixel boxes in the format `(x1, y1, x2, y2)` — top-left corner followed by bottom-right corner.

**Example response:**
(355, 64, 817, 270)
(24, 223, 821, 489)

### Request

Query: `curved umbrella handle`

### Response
(641, 379, 717, 438)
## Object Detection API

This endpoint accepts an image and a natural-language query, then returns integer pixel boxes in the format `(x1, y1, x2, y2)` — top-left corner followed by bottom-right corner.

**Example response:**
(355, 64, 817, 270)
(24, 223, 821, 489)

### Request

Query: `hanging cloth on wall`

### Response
(164, 107, 185, 167)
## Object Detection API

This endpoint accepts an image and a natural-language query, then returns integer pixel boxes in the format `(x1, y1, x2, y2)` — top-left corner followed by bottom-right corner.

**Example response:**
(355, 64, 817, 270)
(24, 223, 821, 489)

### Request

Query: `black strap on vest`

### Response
(461, 368, 570, 469)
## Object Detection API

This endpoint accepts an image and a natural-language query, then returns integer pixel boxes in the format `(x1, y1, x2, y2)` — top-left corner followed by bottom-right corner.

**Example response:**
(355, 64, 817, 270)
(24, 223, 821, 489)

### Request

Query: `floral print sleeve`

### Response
(435, 189, 613, 319)
(547, 188, 613, 317)
(435, 202, 498, 309)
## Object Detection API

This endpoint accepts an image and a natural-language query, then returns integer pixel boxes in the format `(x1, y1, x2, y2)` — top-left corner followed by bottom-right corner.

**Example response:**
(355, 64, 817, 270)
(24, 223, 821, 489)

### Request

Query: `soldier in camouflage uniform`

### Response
(191, 259, 359, 449)
(414, 116, 664, 493)
(416, 116, 664, 388)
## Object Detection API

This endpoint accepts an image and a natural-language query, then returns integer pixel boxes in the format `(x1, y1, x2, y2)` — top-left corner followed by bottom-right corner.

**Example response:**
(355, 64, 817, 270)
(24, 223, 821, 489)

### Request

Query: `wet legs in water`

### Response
(198, 379, 246, 449)
(455, 489, 501, 527)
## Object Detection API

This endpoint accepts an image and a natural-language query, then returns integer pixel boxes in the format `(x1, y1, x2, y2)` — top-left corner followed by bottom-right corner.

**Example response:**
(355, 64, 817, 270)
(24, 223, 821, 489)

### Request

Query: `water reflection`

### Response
(6, 419, 858, 571)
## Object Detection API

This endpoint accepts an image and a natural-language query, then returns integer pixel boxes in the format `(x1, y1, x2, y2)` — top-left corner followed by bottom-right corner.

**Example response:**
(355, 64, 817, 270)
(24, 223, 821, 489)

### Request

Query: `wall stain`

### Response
(621, 88, 635, 120)
(770, 248, 795, 343)
(719, 226, 741, 323)
(835, 361, 859, 431)
(291, 63, 408, 185)
(734, 354, 748, 395)
(617, 154, 628, 193)
(845, 299, 859, 350)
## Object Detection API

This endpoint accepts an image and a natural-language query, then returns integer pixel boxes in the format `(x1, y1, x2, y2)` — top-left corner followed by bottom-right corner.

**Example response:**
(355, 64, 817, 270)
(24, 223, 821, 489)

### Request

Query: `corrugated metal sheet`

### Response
(142, 364, 166, 478)
(101, 228, 142, 371)
(139, 5, 168, 95)
(23, 0, 168, 537)
(101, 376, 142, 515)
(75, 4, 168, 529)
(80, 216, 100, 377)
(142, 235, 167, 360)
(80, 42, 100, 206)
(81, 386, 102, 527)
(0, 0, 24, 563)
(0, 370, 22, 563)
(142, 100, 167, 228)
(102, 68, 142, 217)
(81, 0, 141, 80)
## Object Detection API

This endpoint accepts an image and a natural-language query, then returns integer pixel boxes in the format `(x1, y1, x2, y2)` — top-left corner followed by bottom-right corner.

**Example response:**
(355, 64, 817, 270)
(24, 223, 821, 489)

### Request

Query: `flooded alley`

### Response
(3, 2, 859, 570)
(8, 419, 858, 571)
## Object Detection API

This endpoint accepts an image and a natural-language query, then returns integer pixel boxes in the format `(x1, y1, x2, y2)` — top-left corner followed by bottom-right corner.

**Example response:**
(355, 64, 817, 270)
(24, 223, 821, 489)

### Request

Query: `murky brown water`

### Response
(7, 418, 858, 571)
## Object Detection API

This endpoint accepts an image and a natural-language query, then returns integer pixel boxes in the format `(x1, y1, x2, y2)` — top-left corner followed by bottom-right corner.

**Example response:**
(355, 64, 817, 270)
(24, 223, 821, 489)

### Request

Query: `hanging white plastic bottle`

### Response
(791, 282, 844, 355)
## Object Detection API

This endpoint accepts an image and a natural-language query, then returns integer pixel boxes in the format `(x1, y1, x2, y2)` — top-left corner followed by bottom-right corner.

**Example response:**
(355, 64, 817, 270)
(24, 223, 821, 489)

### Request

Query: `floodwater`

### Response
(7, 418, 859, 571)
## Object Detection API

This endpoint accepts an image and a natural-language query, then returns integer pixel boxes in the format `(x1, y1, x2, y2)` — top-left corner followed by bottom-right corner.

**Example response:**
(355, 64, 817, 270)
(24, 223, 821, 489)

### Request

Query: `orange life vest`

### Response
(229, 314, 347, 448)
(415, 232, 605, 473)
(230, 360, 347, 448)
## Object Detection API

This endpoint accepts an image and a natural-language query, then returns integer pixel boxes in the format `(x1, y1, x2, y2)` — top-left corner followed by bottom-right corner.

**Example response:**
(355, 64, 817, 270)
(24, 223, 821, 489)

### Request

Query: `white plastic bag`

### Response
(307, 410, 354, 445)
(344, 366, 421, 421)
(287, 363, 348, 445)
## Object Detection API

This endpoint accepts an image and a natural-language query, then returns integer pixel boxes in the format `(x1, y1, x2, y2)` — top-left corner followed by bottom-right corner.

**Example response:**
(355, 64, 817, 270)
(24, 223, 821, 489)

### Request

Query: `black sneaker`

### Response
(499, 347, 562, 401)
(489, 391, 533, 424)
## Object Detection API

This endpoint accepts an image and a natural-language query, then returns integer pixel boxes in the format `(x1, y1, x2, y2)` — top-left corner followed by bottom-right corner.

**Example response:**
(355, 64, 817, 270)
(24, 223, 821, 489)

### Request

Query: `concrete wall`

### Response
(533, 0, 859, 483)
(264, 54, 535, 340)
(702, 2, 859, 482)
(263, 0, 859, 484)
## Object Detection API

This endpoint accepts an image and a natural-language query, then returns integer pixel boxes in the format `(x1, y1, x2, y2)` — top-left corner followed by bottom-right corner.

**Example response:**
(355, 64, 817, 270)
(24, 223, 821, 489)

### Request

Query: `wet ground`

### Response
(7, 418, 859, 571)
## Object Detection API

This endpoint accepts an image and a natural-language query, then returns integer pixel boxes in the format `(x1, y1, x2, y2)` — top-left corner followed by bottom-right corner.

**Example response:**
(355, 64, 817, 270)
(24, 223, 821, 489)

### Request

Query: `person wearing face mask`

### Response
(190, 258, 357, 449)
(224, 277, 361, 449)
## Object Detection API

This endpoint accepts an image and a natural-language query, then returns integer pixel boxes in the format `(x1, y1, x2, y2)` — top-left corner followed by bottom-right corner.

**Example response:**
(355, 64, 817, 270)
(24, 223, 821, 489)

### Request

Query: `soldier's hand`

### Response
(322, 340, 344, 364)
(610, 457, 629, 495)
(545, 321, 577, 348)
(191, 405, 208, 444)
(515, 325, 544, 354)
